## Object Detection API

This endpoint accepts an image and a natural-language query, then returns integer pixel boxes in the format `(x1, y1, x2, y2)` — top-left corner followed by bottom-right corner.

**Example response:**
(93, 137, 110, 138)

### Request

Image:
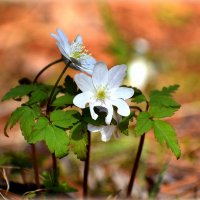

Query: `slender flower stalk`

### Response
(126, 102, 149, 197)
(83, 131, 91, 198)
(33, 58, 63, 83)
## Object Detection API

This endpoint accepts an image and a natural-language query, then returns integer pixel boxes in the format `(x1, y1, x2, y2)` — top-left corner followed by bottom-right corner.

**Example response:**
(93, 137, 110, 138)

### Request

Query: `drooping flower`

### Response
(73, 62, 134, 124)
(88, 111, 121, 142)
(51, 28, 96, 74)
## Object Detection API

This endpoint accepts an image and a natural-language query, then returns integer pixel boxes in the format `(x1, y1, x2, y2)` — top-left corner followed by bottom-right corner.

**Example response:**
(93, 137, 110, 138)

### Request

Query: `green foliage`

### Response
(70, 123, 88, 161)
(52, 93, 74, 107)
(149, 85, 180, 118)
(135, 112, 153, 136)
(153, 120, 181, 159)
(29, 117, 69, 158)
(4, 105, 40, 140)
(63, 75, 78, 95)
(50, 110, 81, 128)
(42, 171, 77, 193)
(132, 87, 146, 103)
(118, 111, 134, 135)
(1, 84, 35, 101)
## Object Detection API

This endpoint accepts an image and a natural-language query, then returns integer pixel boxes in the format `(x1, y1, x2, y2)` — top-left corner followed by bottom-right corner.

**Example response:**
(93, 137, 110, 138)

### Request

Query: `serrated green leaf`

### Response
(135, 112, 153, 136)
(2, 84, 35, 101)
(27, 90, 48, 105)
(63, 75, 78, 95)
(131, 87, 146, 103)
(51, 93, 74, 107)
(4, 106, 40, 140)
(118, 112, 134, 135)
(50, 110, 81, 128)
(153, 120, 181, 159)
(29, 117, 69, 158)
(70, 123, 88, 161)
(149, 85, 181, 118)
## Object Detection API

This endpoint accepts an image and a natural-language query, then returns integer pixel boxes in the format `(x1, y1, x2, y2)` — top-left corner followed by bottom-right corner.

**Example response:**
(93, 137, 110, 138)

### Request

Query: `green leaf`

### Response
(50, 110, 81, 128)
(63, 75, 78, 95)
(135, 112, 153, 136)
(27, 90, 48, 105)
(51, 93, 74, 107)
(2, 84, 35, 101)
(70, 123, 88, 161)
(149, 85, 181, 118)
(118, 111, 134, 135)
(29, 117, 69, 158)
(132, 87, 146, 103)
(153, 120, 181, 159)
(4, 106, 40, 140)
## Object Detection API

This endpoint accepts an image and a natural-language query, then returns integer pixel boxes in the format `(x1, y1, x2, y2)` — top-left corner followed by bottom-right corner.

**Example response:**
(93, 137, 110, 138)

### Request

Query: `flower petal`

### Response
(74, 34, 83, 44)
(103, 102, 113, 125)
(113, 87, 134, 100)
(111, 99, 130, 116)
(89, 101, 102, 120)
(100, 126, 115, 142)
(79, 55, 96, 75)
(87, 124, 102, 132)
(73, 92, 92, 108)
(108, 64, 127, 89)
(57, 28, 69, 45)
(92, 62, 108, 89)
(74, 73, 95, 92)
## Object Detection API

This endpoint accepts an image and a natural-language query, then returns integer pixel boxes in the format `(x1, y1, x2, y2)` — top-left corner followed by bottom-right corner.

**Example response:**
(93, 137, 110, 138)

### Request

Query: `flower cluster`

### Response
(52, 29, 134, 142)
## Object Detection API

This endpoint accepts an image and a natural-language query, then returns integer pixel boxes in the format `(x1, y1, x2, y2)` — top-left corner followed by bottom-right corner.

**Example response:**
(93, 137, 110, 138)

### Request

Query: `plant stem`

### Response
(52, 153, 59, 185)
(31, 144, 40, 188)
(127, 102, 149, 197)
(83, 131, 91, 198)
(46, 60, 71, 115)
(33, 58, 63, 83)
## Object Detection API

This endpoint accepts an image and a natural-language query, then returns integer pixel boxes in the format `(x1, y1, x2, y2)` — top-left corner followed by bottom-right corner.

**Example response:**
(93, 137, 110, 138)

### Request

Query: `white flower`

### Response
(73, 62, 134, 124)
(88, 111, 121, 142)
(51, 28, 96, 74)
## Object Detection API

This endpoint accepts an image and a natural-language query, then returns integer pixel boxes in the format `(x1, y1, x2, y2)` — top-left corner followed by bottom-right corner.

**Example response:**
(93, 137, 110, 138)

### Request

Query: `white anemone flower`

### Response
(51, 28, 96, 74)
(88, 111, 121, 142)
(73, 62, 134, 124)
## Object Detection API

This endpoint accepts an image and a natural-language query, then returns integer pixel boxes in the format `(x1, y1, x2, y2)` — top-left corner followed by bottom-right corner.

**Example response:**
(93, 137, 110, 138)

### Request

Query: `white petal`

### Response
(79, 55, 96, 74)
(57, 43, 71, 59)
(74, 73, 95, 92)
(74, 34, 83, 44)
(57, 28, 69, 45)
(113, 87, 134, 100)
(111, 99, 130, 116)
(103, 102, 113, 125)
(73, 92, 92, 108)
(87, 124, 102, 132)
(100, 126, 115, 142)
(108, 64, 127, 89)
(89, 101, 102, 120)
(92, 62, 108, 89)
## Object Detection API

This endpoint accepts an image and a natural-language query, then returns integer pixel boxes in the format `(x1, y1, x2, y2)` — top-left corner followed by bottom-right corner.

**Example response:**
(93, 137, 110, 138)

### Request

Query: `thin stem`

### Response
(52, 153, 59, 185)
(126, 102, 149, 197)
(33, 58, 63, 83)
(83, 131, 91, 198)
(31, 144, 40, 188)
(46, 60, 71, 115)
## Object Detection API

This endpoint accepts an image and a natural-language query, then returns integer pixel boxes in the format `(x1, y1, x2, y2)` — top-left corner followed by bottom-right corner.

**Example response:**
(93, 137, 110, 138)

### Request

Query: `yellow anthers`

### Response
(96, 87, 107, 100)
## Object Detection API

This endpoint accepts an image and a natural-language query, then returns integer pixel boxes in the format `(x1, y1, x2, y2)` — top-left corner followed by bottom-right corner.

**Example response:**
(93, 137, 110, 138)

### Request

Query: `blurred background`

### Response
(0, 0, 200, 199)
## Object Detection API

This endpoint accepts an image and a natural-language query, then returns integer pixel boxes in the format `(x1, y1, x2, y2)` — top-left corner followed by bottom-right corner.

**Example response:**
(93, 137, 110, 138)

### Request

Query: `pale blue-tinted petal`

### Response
(100, 125, 115, 142)
(108, 65, 127, 89)
(92, 62, 108, 89)
(51, 33, 62, 43)
(73, 92, 92, 108)
(74, 34, 83, 44)
(111, 99, 130, 116)
(87, 124, 102, 132)
(57, 28, 69, 45)
(74, 73, 95, 92)
(113, 87, 134, 100)
(57, 43, 70, 59)
(78, 55, 96, 75)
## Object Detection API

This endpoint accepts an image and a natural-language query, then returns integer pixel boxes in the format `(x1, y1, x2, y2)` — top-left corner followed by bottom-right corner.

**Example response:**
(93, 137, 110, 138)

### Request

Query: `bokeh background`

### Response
(0, 0, 200, 199)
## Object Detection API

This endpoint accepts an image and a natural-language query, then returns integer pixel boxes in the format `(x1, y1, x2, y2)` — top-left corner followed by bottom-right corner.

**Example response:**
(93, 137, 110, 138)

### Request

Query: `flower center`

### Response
(96, 87, 107, 100)
(70, 42, 90, 59)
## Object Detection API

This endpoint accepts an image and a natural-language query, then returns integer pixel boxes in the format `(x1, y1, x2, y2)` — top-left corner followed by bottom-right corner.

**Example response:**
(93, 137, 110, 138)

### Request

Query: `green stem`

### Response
(126, 102, 149, 197)
(52, 153, 59, 185)
(33, 58, 63, 83)
(83, 131, 91, 198)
